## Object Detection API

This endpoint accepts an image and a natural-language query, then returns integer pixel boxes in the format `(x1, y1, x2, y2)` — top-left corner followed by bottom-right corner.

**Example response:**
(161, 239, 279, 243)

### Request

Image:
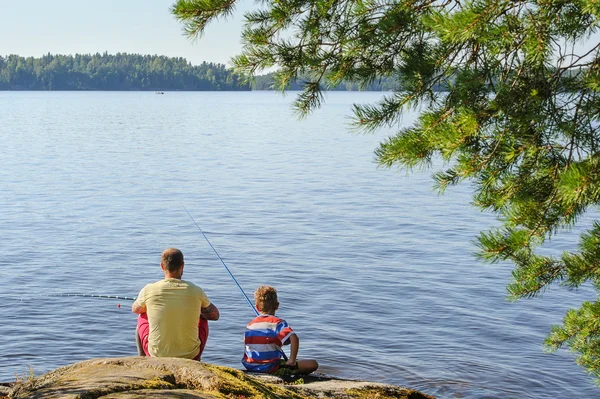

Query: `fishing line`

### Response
(181, 203, 291, 362)
(181, 203, 258, 316)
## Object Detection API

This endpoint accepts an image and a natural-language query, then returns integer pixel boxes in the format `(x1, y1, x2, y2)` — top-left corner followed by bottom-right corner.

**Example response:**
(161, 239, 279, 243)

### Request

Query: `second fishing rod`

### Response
(181, 204, 289, 361)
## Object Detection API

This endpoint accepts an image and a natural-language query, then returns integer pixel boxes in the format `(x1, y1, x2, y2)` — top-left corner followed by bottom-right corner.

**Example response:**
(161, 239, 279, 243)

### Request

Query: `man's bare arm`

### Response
(200, 303, 220, 320)
(132, 301, 146, 314)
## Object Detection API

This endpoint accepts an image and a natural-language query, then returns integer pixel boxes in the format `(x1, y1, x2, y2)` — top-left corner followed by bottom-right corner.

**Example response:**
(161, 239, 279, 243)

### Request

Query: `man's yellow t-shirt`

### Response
(136, 278, 211, 359)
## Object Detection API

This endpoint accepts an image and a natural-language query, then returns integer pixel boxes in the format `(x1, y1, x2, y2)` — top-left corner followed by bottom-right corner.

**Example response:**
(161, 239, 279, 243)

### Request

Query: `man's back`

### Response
(138, 278, 210, 358)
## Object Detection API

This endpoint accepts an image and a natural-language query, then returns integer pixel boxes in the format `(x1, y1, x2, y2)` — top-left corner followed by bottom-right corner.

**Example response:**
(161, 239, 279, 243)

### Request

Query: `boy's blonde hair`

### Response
(254, 285, 279, 314)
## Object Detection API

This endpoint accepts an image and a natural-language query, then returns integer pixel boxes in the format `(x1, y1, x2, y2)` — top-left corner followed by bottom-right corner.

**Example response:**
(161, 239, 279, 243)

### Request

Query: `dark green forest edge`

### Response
(0, 53, 404, 91)
(0, 53, 248, 91)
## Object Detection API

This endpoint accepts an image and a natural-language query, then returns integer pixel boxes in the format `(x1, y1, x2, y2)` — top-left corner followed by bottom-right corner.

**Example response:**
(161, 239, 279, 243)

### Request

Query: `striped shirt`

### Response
(241, 314, 295, 373)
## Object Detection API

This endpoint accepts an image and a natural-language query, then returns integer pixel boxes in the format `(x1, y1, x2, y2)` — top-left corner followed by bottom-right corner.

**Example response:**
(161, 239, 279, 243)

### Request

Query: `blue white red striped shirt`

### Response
(241, 314, 295, 373)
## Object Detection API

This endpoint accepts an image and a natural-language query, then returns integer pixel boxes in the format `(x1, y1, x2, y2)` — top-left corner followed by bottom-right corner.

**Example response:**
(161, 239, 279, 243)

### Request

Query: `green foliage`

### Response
(171, 0, 238, 38)
(0, 53, 249, 91)
(546, 300, 600, 379)
(172, 0, 600, 381)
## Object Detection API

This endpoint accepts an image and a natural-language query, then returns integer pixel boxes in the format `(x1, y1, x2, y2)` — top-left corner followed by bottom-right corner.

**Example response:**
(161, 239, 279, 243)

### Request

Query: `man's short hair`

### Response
(162, 248, 184, 272)
(254, 285, 278, 314)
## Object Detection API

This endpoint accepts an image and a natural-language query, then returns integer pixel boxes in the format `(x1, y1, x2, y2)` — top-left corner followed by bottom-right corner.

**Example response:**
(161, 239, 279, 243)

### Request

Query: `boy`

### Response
(242, 285, 319, 376)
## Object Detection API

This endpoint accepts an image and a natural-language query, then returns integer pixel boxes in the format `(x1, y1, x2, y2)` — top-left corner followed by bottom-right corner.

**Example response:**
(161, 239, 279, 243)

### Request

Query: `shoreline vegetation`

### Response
(0, 52, 412, 92)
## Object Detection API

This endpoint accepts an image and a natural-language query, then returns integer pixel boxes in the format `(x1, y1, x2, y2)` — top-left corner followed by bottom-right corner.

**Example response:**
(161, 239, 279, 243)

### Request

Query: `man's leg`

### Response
(135, 325, 145, 356)
(194, 318, 209, 360)
(136, 313, 151, 357)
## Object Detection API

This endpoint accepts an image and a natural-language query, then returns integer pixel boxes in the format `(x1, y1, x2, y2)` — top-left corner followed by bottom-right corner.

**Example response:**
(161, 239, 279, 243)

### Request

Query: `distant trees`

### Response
(0, 52, 420, 92)
(0, 53, 249, 91)
(250, 73, 452, 92)
(250, 72, 400, 91)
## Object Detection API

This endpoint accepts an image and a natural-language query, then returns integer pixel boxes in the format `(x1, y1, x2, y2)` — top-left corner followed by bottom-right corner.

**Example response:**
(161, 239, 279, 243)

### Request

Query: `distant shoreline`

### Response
(0, 53, 412, 92)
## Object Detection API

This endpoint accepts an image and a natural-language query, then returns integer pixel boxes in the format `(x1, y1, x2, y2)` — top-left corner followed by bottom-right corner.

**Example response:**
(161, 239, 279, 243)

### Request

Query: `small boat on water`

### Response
(155, 91, 164, 94)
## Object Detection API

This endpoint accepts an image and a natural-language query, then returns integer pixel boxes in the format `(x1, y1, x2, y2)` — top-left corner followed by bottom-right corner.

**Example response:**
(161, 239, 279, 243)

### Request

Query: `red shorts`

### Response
(136, 313, 209, 360)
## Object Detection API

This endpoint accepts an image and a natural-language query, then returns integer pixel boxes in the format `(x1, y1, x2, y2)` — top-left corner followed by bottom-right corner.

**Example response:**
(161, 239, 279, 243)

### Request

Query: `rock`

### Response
(7, 357, 435, 399)
(0, 384, 11, 399)
(250, 372, 434, 399)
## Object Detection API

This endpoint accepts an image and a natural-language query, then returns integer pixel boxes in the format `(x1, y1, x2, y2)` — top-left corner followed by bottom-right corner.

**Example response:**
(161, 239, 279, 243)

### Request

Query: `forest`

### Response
(0, 53, 249, 91)
(0, 53, 412, 91)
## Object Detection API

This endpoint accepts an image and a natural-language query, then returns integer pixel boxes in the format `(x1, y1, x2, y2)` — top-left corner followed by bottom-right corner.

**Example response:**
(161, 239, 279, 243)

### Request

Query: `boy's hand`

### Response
(285, 359, 297, 368)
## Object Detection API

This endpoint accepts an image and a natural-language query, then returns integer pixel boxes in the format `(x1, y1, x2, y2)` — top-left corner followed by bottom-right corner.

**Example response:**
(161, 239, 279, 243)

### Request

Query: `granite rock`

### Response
(6, 357, 434, 399)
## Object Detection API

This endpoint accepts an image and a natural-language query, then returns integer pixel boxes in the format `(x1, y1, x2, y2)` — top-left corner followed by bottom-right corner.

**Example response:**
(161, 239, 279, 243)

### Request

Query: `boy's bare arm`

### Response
(286, 334, 299, 366)
(200, 303, 220, 320)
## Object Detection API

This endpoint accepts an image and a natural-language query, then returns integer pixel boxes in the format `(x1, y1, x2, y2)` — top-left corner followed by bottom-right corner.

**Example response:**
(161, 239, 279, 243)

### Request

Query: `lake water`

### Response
(0, 91, 597, 398)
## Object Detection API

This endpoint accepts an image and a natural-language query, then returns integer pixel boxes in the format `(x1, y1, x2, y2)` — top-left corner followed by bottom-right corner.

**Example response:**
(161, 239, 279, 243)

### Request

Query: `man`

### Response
(132, 248, 219, 360)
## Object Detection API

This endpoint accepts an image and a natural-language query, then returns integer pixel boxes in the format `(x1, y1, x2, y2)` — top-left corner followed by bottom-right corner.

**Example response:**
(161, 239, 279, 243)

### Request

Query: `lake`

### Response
(0, 91, 596, 398)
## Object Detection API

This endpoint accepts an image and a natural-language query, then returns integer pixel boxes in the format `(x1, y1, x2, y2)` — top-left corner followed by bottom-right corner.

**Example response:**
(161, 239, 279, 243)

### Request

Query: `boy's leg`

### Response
(273, 359, 319, 376)
(136, 313, 151, 357)
(296, 359, 319, 374)
(193, 318, 209, 360)
(272, 359, 298, 376)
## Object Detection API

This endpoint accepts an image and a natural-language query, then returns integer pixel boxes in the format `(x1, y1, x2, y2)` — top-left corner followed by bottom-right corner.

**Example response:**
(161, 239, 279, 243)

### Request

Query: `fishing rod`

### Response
(181, 203, 258, 316)
(0, 293, 136, 303)
(181, 203, 290, 361)
(46, 294, 136, 301)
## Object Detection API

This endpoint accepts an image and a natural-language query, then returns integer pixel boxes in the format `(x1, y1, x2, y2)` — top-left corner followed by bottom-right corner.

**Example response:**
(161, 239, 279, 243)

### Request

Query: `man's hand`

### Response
(200, 303, 220, 320)
(132, 301, 146, 314)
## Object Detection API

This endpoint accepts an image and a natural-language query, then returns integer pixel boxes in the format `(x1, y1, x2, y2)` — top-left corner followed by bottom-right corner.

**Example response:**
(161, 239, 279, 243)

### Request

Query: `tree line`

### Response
(250, 72, 401, 91)
(250, 72, 453, 92)
(0, 52, 420, 92)
(0, 53, 249, 91)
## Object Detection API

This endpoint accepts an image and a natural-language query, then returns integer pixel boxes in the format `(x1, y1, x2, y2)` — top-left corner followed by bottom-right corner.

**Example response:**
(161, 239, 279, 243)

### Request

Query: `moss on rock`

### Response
(202, 365, 310, 399)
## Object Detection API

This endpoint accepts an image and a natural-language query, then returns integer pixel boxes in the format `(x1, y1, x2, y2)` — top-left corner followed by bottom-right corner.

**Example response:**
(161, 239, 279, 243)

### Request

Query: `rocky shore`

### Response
(0, 357, 434, 398)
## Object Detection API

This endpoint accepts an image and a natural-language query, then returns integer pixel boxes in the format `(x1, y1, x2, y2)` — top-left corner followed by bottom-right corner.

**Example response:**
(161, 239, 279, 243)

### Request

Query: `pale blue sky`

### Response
(1, 1, 597, 67)
(0, 0, 247, 66)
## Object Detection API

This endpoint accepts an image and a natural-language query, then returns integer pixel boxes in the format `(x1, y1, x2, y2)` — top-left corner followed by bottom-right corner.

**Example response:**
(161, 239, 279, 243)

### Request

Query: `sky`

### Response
(0, 0, 247, 66)
(1, 1, 598, 67)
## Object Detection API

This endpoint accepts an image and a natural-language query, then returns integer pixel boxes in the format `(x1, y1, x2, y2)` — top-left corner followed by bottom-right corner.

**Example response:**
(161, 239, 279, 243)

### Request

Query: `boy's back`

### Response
(242, 314, 294, 373)
(241, 286, 318, 376)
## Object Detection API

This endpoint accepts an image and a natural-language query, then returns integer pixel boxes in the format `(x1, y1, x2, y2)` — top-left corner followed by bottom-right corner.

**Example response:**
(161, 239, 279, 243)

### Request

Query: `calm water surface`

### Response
(0, 91, 597, 398)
